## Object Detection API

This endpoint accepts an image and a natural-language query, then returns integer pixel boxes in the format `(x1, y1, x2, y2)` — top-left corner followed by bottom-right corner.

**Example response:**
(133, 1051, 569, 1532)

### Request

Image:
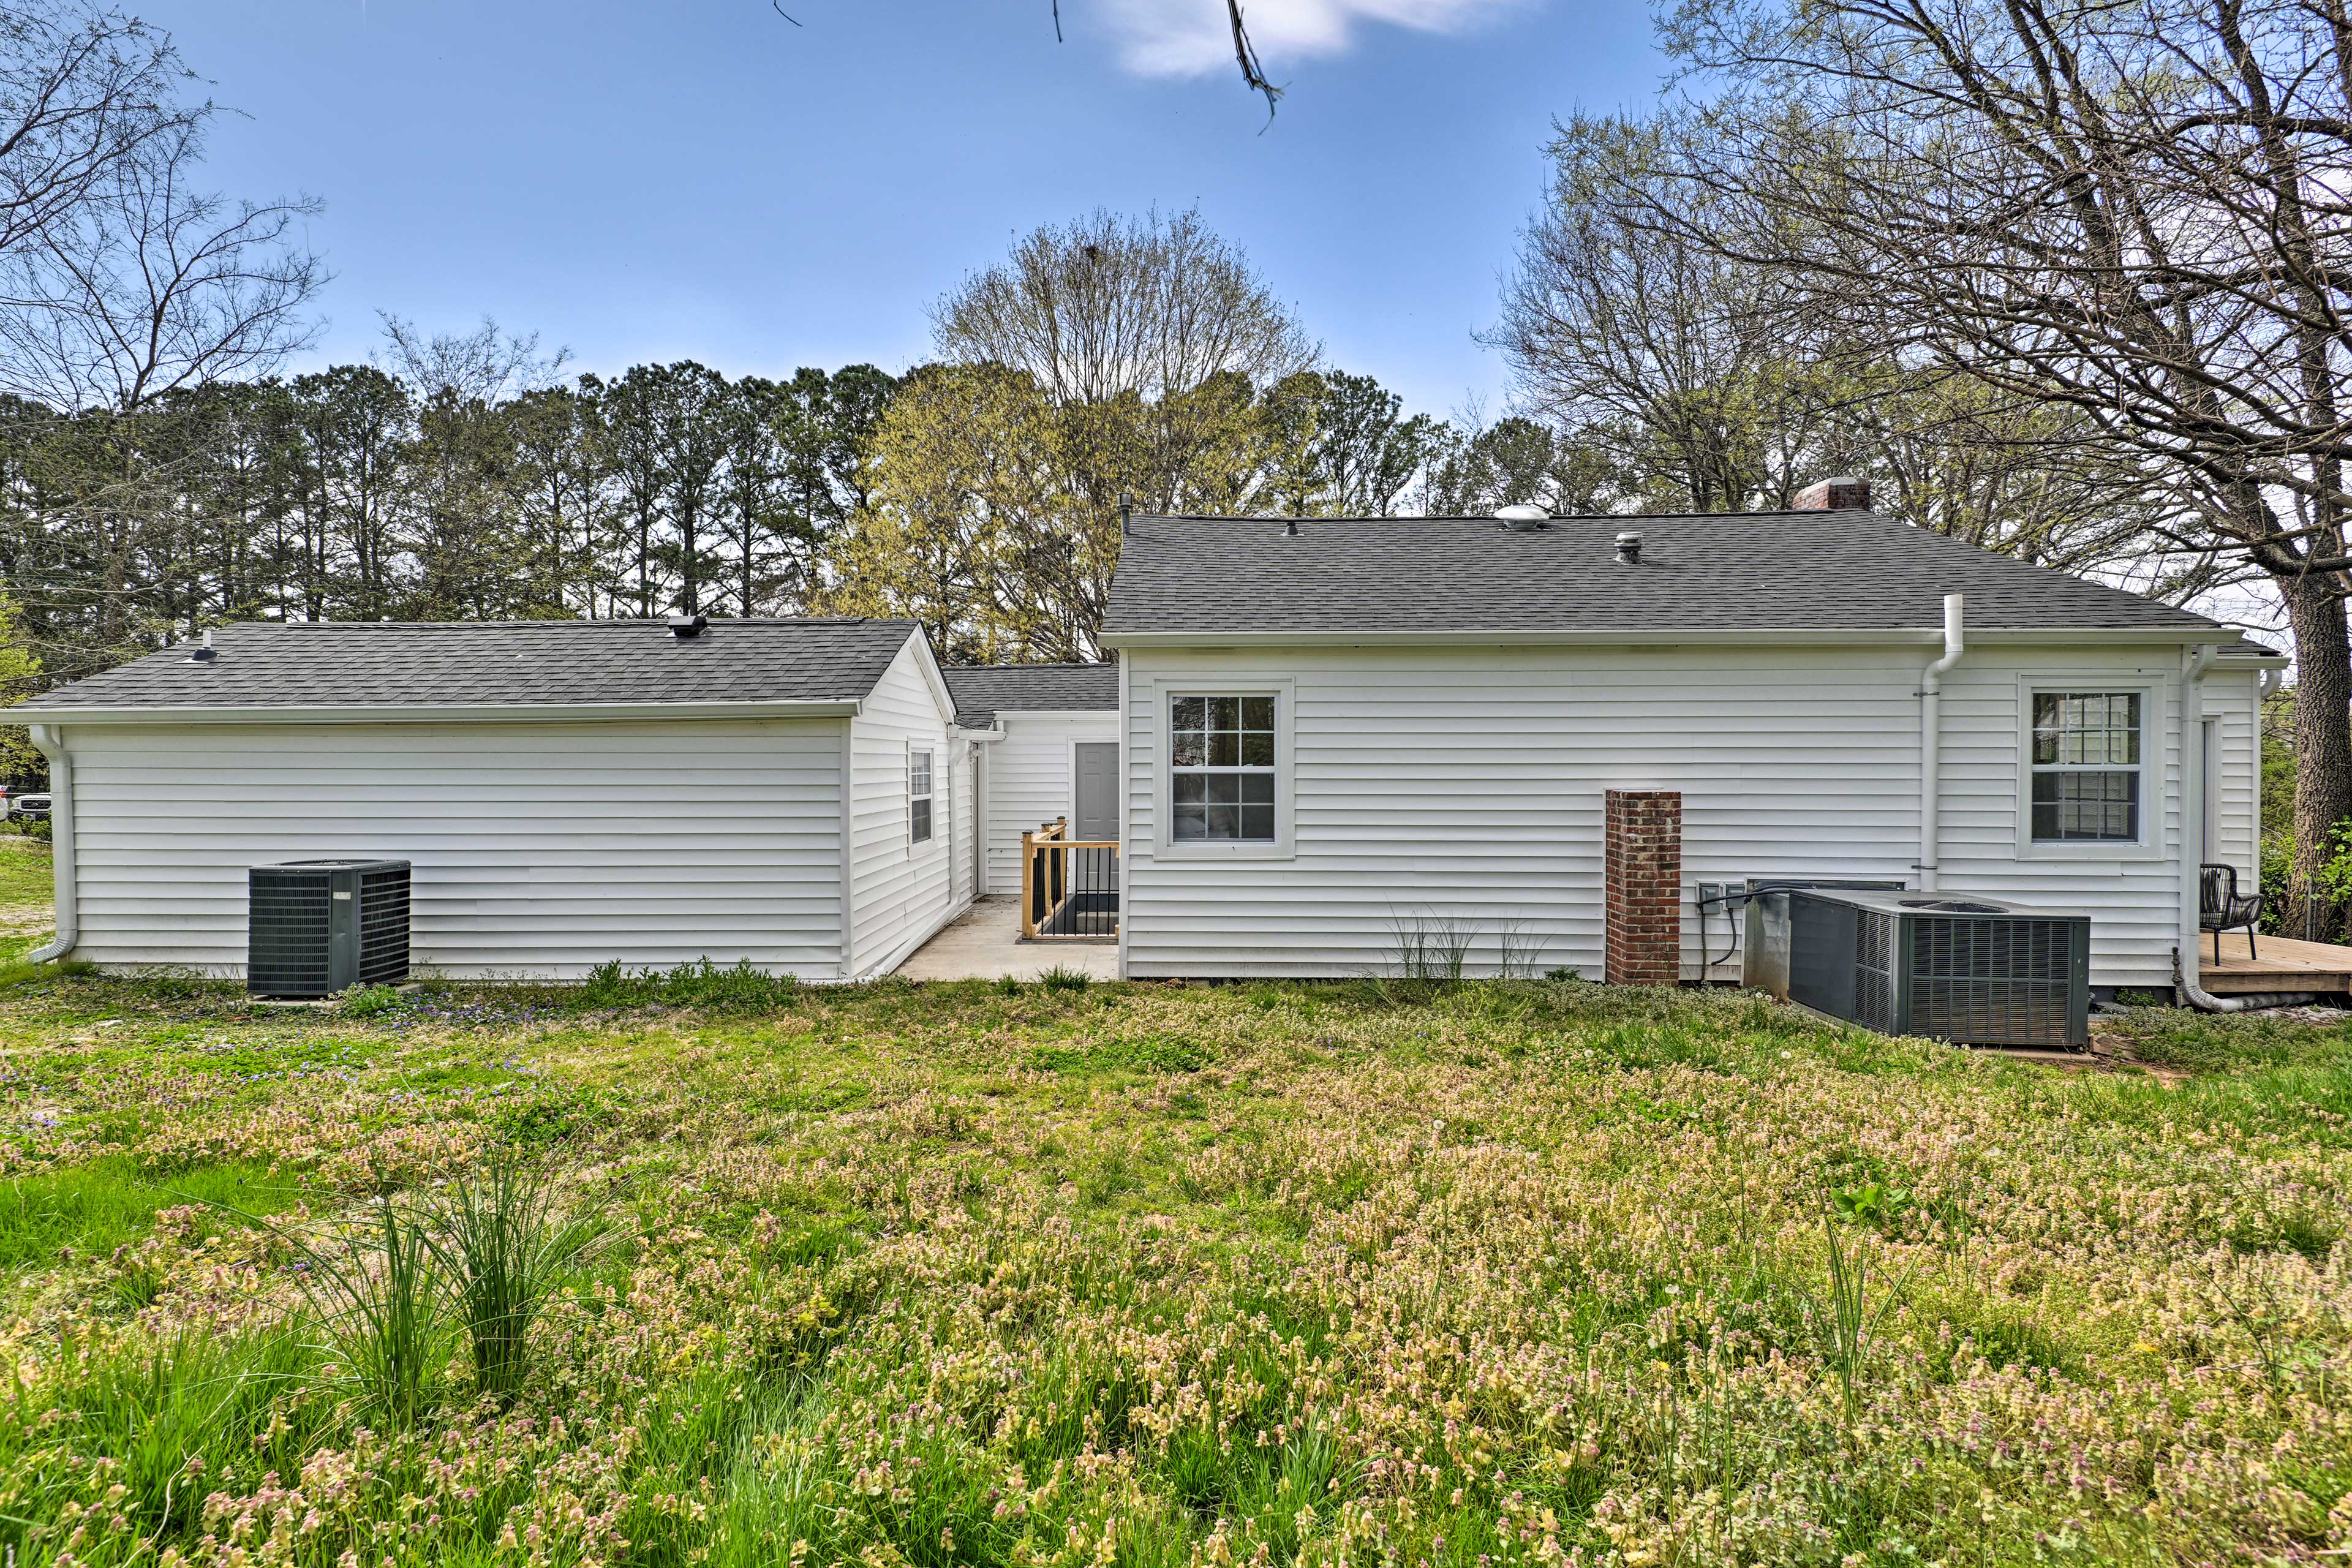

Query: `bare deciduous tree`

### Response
(933, 206, 1314, 410)
(1567, 0, 2352, 922)
(0, 115, 325, 411)
(0, 2, 200, 262)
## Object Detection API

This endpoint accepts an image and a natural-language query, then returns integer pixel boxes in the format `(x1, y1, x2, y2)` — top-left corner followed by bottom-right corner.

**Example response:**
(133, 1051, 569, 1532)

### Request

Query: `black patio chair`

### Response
(2200, 862, 2264, 963)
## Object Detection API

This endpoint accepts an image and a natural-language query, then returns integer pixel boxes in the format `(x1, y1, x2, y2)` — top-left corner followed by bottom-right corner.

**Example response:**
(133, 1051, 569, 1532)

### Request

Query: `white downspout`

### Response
(1918, 594, 1964, 893)
(23, 724, 75, 963)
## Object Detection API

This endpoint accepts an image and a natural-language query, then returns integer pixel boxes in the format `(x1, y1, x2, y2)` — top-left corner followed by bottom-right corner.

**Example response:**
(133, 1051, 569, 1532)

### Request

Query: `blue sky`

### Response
(137, 0, 1665, 421)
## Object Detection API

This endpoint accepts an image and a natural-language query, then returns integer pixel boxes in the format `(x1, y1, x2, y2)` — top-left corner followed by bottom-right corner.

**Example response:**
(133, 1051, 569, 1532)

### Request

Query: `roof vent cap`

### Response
(1495, 504, 1550, 532)
(189, 628, 217, 663)
(667, 612, 708, 639)
(1615, 530, 1644, 564)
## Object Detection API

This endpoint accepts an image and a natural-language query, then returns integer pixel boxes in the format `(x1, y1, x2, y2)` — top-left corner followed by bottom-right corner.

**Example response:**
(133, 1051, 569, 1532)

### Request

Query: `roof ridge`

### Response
(1140, 509, 1885, 524)
(1107, 504, 2223, 636)
(945, 662, 1116, 672)
(261, 616, 907, 631)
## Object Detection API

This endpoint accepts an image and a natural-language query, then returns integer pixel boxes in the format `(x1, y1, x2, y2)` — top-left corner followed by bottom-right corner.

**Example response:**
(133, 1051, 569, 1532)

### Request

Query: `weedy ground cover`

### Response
(0, 960, 2348, 1567)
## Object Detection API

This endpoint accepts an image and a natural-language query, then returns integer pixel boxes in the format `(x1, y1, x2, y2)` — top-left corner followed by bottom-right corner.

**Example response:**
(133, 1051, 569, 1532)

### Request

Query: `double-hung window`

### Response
(1171, 695, 1275, 842)
(2029, 692, 2141, 843)
(910, 747, 934, 845)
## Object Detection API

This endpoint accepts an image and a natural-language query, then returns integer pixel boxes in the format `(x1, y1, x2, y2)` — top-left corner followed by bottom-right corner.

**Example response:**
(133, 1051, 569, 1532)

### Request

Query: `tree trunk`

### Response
(2283, 570, 2352, 940)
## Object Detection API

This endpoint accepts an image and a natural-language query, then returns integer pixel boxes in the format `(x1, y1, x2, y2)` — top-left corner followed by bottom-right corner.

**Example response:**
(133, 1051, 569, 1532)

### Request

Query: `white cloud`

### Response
(1098, 0, 1528, 77)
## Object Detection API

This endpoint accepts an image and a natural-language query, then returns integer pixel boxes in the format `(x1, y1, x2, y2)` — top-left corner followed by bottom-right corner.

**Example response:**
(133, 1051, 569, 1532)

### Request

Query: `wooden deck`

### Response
(2198, 932, 2352, 995)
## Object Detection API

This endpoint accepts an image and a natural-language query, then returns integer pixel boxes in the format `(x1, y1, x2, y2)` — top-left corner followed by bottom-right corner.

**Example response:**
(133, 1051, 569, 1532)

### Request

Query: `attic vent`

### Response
(1494, 504, 1550, 532)
(667, 612, 707, 639)
(1616, 530, 1644, 564)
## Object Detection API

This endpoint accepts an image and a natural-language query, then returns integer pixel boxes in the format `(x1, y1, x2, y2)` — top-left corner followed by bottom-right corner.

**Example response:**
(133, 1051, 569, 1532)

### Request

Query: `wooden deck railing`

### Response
(1020, 816, 1120, 939)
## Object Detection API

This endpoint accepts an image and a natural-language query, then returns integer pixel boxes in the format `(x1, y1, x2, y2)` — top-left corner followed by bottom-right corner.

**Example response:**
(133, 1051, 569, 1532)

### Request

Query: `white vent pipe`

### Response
(1917, 594, 1964, 893)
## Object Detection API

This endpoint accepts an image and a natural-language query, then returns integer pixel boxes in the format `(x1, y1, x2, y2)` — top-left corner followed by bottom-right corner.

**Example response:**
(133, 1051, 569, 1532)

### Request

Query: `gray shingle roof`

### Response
(22, 618, 923, 712)
(941, 664, 1119, 726)
(1101, 511, 2230, 637)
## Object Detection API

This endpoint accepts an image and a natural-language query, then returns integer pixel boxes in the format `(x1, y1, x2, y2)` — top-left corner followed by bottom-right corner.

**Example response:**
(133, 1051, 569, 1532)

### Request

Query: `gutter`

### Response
(1098, 625, 2247, 652)
(1917, 595, 1965, 893)
(15, 698, 865, 726)
(23, 725, 74, 963)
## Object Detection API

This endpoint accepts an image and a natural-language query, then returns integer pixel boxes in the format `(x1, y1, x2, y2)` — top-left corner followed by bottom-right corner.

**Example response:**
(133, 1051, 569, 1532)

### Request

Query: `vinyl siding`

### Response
(2204, 668, 2260, 880)
(981, 714, 1121, 894)
(63, 717, 847, 979)
(846, 636, 961, 975)
(1121, 643, 2197, 988)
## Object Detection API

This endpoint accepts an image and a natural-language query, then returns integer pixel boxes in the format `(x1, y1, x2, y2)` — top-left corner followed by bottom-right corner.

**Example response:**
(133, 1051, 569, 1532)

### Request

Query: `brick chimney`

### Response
(1604, 790, 1682, 986)
(1793, 477, 1871, 511)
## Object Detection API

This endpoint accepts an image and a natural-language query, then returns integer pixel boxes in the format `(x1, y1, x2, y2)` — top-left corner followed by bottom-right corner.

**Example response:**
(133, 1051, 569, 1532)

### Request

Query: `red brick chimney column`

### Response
(1605, 790, 1683, 986)
(1793, 476, 1872, 511)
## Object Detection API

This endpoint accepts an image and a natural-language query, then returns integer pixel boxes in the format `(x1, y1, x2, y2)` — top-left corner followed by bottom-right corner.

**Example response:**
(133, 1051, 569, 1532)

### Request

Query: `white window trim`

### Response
(2013, 674, 2166, 862)
(909, 742, 935, 848)
(1148, 678, 1296, 861)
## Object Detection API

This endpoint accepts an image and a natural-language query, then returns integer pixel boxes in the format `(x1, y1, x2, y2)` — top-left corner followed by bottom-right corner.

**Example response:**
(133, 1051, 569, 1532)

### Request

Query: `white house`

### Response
(18, 617, 982, 982)
(1096, 489, 2284, 994)
(16, 483, 2287, 999)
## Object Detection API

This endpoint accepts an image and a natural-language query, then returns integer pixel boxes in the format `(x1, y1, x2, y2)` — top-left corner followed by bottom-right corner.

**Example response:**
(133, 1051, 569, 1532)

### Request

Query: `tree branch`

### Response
(1227, 0, 1281, 120)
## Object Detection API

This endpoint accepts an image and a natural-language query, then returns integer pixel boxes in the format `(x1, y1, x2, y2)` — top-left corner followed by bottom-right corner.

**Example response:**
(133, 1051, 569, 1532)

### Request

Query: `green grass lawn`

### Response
(0, 830, 49, 903)
(0, 966, 2347, 1567)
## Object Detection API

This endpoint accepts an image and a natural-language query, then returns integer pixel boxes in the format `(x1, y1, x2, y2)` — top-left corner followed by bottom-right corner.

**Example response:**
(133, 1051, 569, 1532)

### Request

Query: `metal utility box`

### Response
(1741, 878, 1909, 998)
(247, 859, 411, 998)
(1787, 888, 2090, 1047)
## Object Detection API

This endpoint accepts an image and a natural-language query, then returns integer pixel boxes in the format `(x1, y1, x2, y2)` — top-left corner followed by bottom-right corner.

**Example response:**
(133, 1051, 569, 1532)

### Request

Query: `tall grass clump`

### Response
(1808, 1182, 1919, 1431)
(423, 1151, 612, 1402)
(267, 1194, 447, 1427)
(1388, 912, 1476, 984)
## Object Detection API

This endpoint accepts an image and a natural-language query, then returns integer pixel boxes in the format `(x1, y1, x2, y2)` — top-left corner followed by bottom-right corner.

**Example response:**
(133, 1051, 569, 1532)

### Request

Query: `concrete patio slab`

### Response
(894, 897, 1120, 982)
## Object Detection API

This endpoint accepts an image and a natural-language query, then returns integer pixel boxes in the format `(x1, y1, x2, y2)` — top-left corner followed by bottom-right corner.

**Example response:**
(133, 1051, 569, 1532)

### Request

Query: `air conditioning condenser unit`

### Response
(1787, 888, 2089, 1047)
(248, 859, 411, 998)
